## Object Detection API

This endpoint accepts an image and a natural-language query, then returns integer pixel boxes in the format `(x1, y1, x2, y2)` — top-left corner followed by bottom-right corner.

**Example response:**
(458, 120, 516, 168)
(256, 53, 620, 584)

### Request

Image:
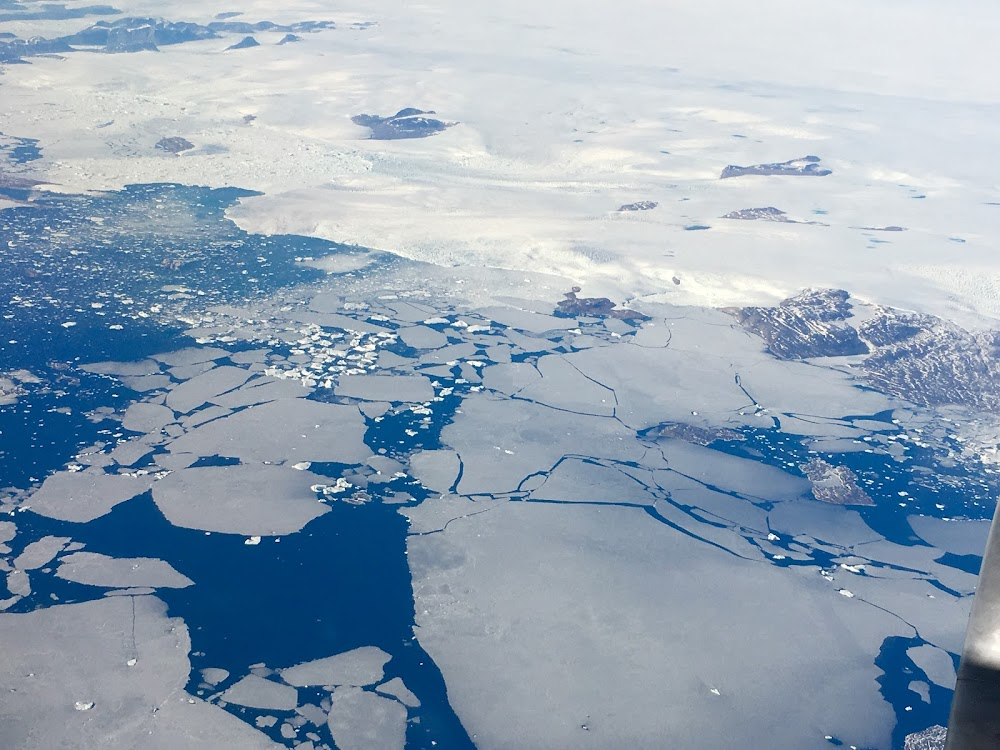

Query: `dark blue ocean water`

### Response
(0, 182, 474, 748)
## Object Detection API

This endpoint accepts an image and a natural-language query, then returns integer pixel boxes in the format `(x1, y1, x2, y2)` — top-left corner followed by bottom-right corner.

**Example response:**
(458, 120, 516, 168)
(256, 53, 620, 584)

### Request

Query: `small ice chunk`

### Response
(0, 522, 15, 544)
(6, 570, 30, 596)
(220, 674, 298, 710)
(201, 668, 230, 686)
(245, 536, 262, 546)
(376, 677, 420, 707)
(296, 702, 329, 725)
(14, 536, 71, 571)
(281, 646, 391, 687)
(74, 701, 94, 711)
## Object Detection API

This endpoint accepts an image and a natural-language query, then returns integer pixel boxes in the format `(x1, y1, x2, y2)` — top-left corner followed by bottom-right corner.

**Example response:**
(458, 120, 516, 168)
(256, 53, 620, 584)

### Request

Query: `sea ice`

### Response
(13, 535, 71, 570)
(55, 552, 194, 589)
(280, 646, 391, 688)
(0, 596, 279, 749)
(165, 365, 253, 413)
(164, 398, 370, 465)
(375, 677, 420, 708)
(220, 674, 298, 711)
(406, 499, 901, 750)
(326, 687, 406, 750)
(335, 374, 434, 403)
(151, 464, 330, 535)
(28, 470, 155, 523)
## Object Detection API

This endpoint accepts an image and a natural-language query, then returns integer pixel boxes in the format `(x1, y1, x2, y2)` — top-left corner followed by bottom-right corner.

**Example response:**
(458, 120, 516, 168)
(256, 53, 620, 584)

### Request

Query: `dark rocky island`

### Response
(726, 288, 870, 360)
(0, 35, 74, 62)
(352, 109, 454, 140)
(225, 35, 259, 51)
(800, 459, 875, 506)
(729, 288, 1000, 411)
(720, 156, 832, 179)
(723, 207, 796, 222)
(721, 207, 825, 226)
(618, 201, 657, 212)
(859, 309, 1000, 411)
(554, 287, 648, 321)
(155, 136, 194, 154)
(63, 17, 218, 50)
(651, 423, 745, 446)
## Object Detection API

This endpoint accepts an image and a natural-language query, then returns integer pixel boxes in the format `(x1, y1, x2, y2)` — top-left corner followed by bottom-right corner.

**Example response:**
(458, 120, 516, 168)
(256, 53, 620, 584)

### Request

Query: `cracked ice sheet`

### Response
(564, 312, 893, 434)
(767, 501, 885, 550)
(0, 596, 279, 750)
(528, 458, 655, 505)
(442, 394, 645, 496)
(55, 552, 194, 589)
(406, 500, 903, 750)
(165, 365, 254, 414)
(151, 464, 329, 536)
(400, 495, 495, 535)
(514, 356, 617, 418)
(654, 439, 808, 503)
(165, 398, 370, 465)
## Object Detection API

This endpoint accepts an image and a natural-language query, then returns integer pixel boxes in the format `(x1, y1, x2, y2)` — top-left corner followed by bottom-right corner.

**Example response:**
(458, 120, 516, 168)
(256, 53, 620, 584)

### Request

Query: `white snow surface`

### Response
(2, 0, 999, 325)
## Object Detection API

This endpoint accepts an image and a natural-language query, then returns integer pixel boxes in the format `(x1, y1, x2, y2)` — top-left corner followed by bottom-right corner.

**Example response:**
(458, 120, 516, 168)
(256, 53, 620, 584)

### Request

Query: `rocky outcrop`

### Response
(726, 289, 869, 359)
(554, 287, 648, 321)
(156, 137, 195, 154)
(720, 156, 832, 179)
(618, 201, 658, 212)
(352, 109, 454, 140)
(799, 459, 874, 506)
